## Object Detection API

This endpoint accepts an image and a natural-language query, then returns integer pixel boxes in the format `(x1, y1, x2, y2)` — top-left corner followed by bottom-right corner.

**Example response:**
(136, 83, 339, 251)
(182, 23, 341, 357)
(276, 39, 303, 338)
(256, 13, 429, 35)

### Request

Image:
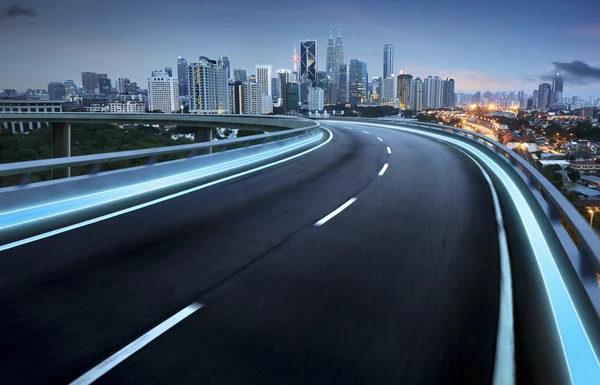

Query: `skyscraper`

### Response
(277, 69, 291, 99)
(413, 77, 423, 111)
(283, 82, 300, 114)
(382, 75, 396, 101)
(397, 74, 413, 110)
(188, 57, 229, 114)
(233, 69, 247, 83)
(338, 64, 350, 104)
(326, 32, 335, 76)
(219, 56, 231, 81)
(256, 65, 273, 99)
(177, 57, 189, 97)
(423, 76, 443, 109)
(552, 74, 563, 104)
(317, 71, 330, 105)
(230, 81, 262, 115)
(442, 78, 455, 108)
(98, 78, 112, 94)
(63, 80, 77, 98)
(148, 71, 179, 113)
(164, 67, 173, 77)
(334, 30, 344, 71)
(81, 72, 98, 94)
(300, 40, 317, 104)
(537, 83, 551, 109)
(349, 59, 367, 105)
(48, 82, 66, 100)
(272, 77, 281, 103)
(383, 44, 394, 79)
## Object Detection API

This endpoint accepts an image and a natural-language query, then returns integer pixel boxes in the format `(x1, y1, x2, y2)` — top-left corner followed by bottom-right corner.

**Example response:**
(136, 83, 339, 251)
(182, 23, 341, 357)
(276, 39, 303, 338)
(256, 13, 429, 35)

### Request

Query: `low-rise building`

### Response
(0, 100, 63, 133)
(581, 175, 600, 188)
(507, 135, 538, 152)
(108, 101, 145, 114)
(569, 161, 600, 173)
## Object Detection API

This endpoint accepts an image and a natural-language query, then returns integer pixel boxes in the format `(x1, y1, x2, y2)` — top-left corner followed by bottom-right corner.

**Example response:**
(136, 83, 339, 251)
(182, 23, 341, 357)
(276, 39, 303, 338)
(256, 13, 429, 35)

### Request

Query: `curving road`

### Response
(0, 121, 501, 384)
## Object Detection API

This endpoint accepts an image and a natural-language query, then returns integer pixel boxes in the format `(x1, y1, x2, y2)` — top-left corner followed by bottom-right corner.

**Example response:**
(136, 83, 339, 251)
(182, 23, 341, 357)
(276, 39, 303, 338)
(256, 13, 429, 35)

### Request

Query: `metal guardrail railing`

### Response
(0, 121, 320, 182)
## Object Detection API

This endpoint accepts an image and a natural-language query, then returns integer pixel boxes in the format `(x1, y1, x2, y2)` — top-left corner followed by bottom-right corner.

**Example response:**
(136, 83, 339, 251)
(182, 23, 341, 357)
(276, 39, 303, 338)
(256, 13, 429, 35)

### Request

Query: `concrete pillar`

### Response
(52, 122, 71, 179)
(194, 127, 213, 154)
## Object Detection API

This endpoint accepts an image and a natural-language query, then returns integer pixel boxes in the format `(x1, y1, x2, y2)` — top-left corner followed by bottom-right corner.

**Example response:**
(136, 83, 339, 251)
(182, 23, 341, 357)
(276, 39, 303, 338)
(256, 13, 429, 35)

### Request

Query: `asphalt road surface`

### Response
(0, 121, 501, 384)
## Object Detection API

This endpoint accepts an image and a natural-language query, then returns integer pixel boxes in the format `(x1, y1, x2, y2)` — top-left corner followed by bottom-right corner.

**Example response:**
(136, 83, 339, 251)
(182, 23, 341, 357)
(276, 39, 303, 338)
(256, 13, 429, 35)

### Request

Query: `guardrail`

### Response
(0, 123, 320, 182)
(340, 117, 600, 384)
(0, 118, 324, 248)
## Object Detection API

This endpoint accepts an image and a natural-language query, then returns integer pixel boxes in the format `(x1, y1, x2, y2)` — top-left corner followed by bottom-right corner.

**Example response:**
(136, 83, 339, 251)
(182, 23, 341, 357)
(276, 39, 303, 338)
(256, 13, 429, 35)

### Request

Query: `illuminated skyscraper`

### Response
(300, 40, 317, 104)
(537, 83, 551, 108)
(397, 73, 413, 110)
(326, 31, 335, 76)
(552, 74, 563, 104)
(442, 78, 455, 108)
(338, 64, 350, 104)
(188, 57, 229, 114)
(413, 77, 423, 111)
(348, 59, 367, 105)
(256, 65, 273, 99)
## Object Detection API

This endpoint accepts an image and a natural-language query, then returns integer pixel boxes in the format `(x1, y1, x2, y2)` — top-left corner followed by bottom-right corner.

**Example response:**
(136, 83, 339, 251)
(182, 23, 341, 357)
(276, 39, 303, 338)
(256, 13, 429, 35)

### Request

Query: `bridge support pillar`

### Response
(195, 127, 213, 155)
(52, 122, 71, 179)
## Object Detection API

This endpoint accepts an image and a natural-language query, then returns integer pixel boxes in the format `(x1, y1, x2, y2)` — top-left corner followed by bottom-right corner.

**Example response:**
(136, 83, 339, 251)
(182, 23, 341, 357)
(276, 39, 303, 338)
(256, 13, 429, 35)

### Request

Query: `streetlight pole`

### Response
(589, 209, 595, 229)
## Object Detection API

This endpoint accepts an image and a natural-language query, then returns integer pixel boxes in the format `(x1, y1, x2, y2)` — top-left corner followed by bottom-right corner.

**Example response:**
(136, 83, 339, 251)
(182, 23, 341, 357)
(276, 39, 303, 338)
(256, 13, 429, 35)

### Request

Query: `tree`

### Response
(540, 165, 564, 189)
(566, 167, 580, 183)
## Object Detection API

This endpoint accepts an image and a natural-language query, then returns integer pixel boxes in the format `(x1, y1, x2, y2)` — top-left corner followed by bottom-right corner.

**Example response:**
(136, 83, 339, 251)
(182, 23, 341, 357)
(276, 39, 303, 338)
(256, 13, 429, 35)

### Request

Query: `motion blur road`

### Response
(0, 121, 501, 384)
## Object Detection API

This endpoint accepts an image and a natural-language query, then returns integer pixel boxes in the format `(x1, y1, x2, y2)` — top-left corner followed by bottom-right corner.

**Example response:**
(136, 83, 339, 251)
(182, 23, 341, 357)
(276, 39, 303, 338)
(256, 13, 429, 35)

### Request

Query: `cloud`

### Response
(542, 61, 600, 85)
(0, 5, 37, 21)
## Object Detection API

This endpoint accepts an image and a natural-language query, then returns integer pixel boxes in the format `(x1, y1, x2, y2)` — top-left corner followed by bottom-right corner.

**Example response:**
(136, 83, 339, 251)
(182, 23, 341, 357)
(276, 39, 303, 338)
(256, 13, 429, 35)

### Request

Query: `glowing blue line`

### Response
(0, 129, 332, 251)
(352, 121, 600, 384)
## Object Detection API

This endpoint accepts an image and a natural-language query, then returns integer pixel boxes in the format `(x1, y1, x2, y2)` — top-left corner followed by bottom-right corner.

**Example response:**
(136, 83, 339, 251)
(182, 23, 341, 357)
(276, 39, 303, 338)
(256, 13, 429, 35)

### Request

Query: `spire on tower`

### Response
(292, 43, 298, 73)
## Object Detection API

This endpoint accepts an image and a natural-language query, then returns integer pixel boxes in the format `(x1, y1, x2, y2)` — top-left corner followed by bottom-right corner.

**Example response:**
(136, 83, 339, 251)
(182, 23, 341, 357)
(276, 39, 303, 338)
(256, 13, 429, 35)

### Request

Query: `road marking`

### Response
(314, 198, 357, 227)
(69, 303, 204, 385)
(0, 128, 334, 251)
(378, 163, 389, 176)
(377, 137, 383, 142)
(344, 126, 354, 130)
(387, 147, 392, 154)
(362, 130, 370, 135)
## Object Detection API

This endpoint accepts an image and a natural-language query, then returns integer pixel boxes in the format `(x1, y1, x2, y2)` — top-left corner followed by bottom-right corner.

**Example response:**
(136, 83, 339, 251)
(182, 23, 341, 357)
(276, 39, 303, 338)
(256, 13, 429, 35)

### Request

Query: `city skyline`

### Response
(1, 0, 600, 97)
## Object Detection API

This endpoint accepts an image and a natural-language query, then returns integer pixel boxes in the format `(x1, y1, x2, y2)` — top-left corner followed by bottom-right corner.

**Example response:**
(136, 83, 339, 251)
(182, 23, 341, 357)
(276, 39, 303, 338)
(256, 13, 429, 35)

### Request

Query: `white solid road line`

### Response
(69, 303, 204, 385)
(378, 163, 389, 176)
(314, 198, 357, 227)
(362, 130, 370, 135)
(344, 126, 354, 130)
(387, 147, 392, 154)
(377, 137, 383, 142)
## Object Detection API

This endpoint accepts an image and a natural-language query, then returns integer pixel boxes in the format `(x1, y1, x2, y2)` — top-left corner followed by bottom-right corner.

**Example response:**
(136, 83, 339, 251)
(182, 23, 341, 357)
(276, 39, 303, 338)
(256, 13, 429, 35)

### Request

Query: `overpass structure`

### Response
(0, 113, 599, 384)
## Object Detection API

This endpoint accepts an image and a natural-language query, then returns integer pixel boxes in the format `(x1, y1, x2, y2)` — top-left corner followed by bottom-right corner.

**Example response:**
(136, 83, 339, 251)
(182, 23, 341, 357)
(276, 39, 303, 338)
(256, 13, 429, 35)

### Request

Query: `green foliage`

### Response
(565, 166, 580, 183)
(572, 121, 600, 139)
(540, 164, 564, 189)
(0, 123, 194, 187)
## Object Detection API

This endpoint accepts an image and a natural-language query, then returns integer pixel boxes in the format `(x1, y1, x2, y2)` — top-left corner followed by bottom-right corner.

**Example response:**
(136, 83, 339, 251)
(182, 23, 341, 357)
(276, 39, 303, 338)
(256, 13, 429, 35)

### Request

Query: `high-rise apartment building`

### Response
(116, 78, 131, 94)
(537, 83, 551, 109)
(397, 74, 413, 110)
(48, 82, 66, 100)
(148, 71, 179, 113)
(442, 78, 455, 108)
(300, 40, 317, 104)
(81, 72, 98, 94)
(64, 80, 77, 98)
(256, 65, 273, 98)
(349, 59, 367, 105)
(413, 77, 423, 111)
(177, 57, 189, 97)
(383, 44, 394, 79)
(382, 75, 396, 101)
(233, 69, 247, 83)
(230, 81, 262, 115)
(423, 76, 443, 109)
(188, 57, 229, 114)
(552, 74, 563, 104)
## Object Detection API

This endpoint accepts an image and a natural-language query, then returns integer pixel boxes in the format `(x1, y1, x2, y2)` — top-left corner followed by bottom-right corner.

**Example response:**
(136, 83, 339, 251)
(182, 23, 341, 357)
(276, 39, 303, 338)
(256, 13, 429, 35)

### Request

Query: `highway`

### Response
(0, 121, 502, 384)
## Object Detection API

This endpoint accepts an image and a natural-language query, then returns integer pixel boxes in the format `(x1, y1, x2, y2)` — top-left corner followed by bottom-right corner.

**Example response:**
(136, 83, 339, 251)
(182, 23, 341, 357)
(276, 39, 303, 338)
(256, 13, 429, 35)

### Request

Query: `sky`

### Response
(1, 0, 600, 97)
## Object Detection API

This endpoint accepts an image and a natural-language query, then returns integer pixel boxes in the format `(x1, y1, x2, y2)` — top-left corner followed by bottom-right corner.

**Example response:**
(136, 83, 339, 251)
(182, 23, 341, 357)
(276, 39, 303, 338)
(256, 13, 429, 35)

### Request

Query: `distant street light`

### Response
(589, 209, 595, 229)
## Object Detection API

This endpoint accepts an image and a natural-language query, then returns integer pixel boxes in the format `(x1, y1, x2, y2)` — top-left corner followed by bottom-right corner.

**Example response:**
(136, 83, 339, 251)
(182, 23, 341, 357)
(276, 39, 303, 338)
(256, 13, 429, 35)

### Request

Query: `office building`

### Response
(47, 82, 66, 100)
(219, 56, 231, 81)
(442, 78, 455, 108)
(300, 40, 317, 104)
(413, 77, 423, 111)
(256, 65, 272, 98)
(81, 72, 98, 94)
(326, 31, 335, 76)
(116, 78, 131, 94)
(188, 57, 229, 114)
(383, 44, 394, 79)
(177, 57, 189, 97)
(234, 68, 247, 82)
(334, 30, 344, 75)
(163, 67, 173, 77)
(98, 78, 112, 94)
(317, 71, 330, 105)
(230, 81, 262, 115)
(348, 59, 367, 105)
(261, 94, 273, 114)
(63, 80, 77, 98)
(148, 70, 180, 113)
(277, 69, 291, 96)
(381, 75, 396, 101)
(308, 87, 324, 111)
(397, 73, 413, 110)
(283, 82, 300, 114)
(271, 77, 281, 103)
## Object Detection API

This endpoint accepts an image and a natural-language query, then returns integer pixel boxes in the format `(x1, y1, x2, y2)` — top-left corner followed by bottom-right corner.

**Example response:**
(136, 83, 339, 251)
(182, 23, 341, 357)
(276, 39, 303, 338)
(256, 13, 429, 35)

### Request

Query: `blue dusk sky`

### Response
(1, 0, 600, 97)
